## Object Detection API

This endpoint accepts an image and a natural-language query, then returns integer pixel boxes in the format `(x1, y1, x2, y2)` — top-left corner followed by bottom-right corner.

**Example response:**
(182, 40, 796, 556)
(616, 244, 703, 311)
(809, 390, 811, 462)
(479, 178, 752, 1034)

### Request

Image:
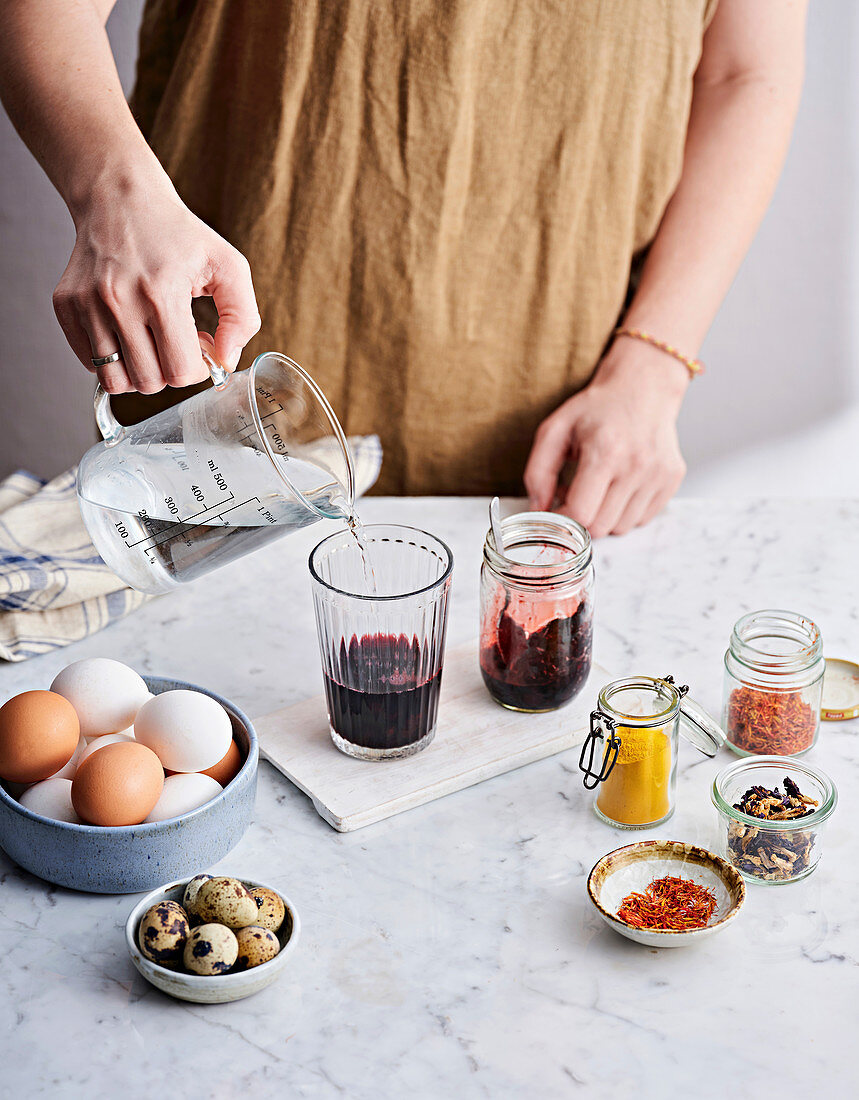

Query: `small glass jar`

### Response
(479, 512, 593, 712)
(580, 675, 725, 829)
(723, 610, 824, 757)
(712, 756, 837, 885)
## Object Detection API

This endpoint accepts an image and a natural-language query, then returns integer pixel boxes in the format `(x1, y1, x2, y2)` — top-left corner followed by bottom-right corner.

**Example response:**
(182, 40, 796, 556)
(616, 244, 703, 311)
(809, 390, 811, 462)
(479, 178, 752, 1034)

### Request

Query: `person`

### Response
(0, 0, 807, 534)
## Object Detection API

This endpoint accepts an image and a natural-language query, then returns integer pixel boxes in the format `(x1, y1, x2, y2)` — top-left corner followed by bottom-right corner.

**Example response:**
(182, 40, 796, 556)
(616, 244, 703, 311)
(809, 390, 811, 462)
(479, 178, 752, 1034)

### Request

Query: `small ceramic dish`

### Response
(587, 839, 745, 947)
(126, 875, 300, 1003)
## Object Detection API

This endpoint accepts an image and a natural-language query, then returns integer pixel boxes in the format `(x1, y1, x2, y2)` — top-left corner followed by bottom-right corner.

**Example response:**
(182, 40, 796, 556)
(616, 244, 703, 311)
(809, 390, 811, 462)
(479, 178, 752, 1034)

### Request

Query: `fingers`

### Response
(610, 487, 653, 537)
(555, 434, 685, 538)
(87, 303, 135, 394)
(52, 288, 96, 369)
(588, 456, 686, 537)
(53, 284, 134, 394)
(559, 451, 613, 531)
(524, 412, 575, 511)
(207, 250, 261, 371)
(113, 321, 165, 395)
(148, 296, 211, 388)
(639, 478, 683, 528)
(98, 278, 207, 393)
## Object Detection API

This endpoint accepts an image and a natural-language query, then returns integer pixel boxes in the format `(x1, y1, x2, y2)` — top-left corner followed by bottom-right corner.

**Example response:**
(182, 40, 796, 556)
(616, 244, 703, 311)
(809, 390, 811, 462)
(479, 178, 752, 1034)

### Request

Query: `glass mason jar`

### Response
(579, 675, 725, 829)
(712, 755, 837, 885)
(723, 610, 824, 757)
(479, 513, 593, 712)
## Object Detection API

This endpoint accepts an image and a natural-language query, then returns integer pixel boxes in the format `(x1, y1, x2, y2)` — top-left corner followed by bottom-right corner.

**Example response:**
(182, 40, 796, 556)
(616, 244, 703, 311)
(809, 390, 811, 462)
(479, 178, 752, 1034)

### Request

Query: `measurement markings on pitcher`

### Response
(111, 458, 280, 556)
(232, 400, 285, 448)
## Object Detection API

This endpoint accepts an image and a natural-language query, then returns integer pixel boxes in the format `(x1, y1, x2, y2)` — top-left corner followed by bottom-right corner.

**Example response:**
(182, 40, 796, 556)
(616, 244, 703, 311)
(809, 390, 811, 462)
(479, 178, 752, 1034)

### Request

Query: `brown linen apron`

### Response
(125, 0, 718, 494)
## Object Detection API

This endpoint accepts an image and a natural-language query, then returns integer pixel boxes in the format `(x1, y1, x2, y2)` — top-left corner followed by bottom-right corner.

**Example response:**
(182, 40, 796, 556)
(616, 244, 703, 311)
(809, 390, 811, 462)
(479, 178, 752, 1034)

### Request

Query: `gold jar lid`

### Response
(821, 658, 859, 721)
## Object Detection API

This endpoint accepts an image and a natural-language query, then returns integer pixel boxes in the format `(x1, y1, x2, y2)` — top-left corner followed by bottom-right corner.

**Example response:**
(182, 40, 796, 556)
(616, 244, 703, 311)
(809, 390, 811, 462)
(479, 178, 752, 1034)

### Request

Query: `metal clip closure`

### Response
(661, 674, 689, 698)
(579, 711, 621, 790)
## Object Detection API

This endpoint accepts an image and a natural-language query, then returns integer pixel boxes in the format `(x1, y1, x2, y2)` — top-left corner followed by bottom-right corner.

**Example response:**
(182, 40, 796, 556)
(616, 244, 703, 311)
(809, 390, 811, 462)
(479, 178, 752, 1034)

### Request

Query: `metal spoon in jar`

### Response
(489, 496, 505, 553)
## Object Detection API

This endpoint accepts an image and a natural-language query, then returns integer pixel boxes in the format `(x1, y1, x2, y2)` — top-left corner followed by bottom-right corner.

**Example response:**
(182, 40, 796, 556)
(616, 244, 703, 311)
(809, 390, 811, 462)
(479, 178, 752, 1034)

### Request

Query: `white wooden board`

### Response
(255, 640, 607, 832)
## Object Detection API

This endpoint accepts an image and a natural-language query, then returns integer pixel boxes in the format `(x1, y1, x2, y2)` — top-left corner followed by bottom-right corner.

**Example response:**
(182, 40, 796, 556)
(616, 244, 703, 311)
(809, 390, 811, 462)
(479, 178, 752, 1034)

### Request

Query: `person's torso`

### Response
(127, 0, 716, 494)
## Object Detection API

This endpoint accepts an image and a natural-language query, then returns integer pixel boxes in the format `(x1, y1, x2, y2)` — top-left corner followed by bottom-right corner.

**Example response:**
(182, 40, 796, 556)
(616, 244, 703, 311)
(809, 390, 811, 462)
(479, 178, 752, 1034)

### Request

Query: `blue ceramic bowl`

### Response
(0, 677, 258, 894)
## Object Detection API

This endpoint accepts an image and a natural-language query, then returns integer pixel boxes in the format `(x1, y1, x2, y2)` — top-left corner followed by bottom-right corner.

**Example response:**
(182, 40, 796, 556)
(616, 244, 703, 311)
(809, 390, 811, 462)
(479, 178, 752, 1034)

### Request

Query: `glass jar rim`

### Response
(597, 676, 726, 754)
(597, 676, 681, 725)
(729, 609, 823, 673)
(711, 755, 837, 830)
(483, 511, 592, 582)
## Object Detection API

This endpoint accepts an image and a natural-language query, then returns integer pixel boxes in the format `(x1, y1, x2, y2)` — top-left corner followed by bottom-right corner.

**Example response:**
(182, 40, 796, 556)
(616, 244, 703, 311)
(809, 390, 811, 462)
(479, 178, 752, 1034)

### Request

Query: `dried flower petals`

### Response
(727, 776, 819, 882)
(616, 875, 717, 930)
(733, 778, 817, 820)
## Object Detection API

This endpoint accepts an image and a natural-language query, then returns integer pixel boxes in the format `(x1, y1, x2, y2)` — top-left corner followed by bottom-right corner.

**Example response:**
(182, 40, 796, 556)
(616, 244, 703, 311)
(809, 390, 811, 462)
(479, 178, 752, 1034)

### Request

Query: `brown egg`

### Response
(72, 741, 164, 826)
(201, 738, 243, 787)
(0, 691, 80, 784)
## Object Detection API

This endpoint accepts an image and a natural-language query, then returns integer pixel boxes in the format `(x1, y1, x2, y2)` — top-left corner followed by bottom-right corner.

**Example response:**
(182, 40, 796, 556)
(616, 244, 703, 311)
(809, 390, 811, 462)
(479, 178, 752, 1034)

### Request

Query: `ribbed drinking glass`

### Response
(309, 524, 453, 760)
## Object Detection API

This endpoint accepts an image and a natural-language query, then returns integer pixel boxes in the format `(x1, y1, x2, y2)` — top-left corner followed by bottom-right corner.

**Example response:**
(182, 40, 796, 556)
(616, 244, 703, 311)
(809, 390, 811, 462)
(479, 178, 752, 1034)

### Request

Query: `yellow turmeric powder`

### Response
(596, 725, 672, 826)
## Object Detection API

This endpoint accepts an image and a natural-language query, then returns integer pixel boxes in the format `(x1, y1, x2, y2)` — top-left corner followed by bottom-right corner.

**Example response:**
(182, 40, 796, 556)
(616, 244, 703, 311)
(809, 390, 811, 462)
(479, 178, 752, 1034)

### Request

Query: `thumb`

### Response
(208, 250, 261, 370)
(523, 403, 579, 511)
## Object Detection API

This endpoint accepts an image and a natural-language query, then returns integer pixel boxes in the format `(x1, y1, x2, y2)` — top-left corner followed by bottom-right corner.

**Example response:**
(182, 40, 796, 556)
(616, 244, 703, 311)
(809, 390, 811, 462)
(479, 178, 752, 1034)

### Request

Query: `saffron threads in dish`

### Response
(616, 875, 717, 930)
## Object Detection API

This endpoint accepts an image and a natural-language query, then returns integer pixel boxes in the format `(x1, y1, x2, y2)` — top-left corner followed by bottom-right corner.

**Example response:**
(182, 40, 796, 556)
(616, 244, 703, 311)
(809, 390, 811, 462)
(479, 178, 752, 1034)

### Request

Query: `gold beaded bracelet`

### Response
(613, 327, 704, 379)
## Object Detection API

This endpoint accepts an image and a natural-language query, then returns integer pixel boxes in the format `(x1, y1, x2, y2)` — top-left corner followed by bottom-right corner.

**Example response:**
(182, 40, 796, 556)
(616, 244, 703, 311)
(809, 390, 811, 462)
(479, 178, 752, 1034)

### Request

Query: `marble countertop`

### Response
(1, 497, 856, 1098)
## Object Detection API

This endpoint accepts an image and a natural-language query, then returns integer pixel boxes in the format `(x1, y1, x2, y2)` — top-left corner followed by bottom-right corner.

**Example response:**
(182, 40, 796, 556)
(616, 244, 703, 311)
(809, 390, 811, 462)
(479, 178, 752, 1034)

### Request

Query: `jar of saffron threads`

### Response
(723, 610, 825, 757)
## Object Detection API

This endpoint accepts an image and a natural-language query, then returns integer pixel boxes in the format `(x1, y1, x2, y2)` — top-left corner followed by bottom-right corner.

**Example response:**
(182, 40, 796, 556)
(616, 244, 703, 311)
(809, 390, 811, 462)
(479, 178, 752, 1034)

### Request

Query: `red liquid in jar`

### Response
(480, 601, 592, 711)
(323, 633, 442, 750)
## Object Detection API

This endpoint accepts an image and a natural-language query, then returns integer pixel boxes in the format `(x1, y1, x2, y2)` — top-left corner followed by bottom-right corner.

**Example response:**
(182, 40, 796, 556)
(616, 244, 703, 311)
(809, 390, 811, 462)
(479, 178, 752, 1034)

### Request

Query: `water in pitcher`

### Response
(78, 442, 355, 592)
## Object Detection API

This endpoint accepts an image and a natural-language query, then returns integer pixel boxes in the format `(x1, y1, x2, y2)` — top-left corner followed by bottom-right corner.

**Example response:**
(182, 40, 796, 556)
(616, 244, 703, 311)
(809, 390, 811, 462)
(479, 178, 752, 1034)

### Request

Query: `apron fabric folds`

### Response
(127, 0, 718, 494)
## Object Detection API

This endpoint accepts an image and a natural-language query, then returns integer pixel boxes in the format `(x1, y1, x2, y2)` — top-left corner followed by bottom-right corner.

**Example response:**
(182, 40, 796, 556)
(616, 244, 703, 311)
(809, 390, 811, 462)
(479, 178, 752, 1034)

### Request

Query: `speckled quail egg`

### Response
(182, 873, 214, 921)
(183, 923, 238, 975)
(194, 876, 258, 929)
(249, 886, 285, 933)
(137, 901, 190, 968)
(233, 925, 280, 971)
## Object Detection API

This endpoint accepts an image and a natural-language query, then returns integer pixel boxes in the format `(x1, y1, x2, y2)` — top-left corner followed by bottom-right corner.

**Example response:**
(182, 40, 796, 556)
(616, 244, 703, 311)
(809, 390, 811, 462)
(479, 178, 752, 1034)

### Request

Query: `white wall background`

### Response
(1, 1, 856, 493)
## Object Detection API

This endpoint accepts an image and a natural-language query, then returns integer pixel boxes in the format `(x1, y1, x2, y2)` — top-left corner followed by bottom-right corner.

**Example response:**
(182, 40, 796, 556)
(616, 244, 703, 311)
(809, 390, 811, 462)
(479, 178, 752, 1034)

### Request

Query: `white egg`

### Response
(77, 732, 137, 768)
(85, 724, 135, 744)
(48, 733, 87, 780)
(20, 778, 80, 823)
(134, 690, 232, 772)
(51, 658, 150, 739)
(144, 773, 223, 823)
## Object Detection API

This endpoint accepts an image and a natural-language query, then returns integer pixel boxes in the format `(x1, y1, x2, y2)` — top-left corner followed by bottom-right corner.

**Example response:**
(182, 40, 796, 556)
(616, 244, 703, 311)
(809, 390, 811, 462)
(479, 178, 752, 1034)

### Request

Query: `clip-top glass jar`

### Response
(579, 675, 725, 829)
(723, 610, 824, 757)
(479, 512, 593, 712)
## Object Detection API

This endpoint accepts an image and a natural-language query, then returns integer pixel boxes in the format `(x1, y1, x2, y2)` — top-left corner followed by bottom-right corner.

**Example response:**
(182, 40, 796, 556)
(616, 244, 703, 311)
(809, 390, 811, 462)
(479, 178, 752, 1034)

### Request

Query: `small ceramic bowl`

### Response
(587, 839, 745, 947)
(126, 875, 300, 1003)
(0, 677, 258, 893)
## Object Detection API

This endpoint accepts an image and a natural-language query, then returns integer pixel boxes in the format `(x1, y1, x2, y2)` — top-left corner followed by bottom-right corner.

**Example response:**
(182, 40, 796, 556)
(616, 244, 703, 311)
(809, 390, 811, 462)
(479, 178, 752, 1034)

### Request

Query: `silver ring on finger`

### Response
(91, 351, 122, 367)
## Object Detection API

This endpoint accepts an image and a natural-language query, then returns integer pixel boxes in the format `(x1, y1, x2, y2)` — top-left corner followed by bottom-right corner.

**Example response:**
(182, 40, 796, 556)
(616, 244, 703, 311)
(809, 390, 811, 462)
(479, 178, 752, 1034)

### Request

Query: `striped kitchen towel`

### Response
(0, 435, 382, 662)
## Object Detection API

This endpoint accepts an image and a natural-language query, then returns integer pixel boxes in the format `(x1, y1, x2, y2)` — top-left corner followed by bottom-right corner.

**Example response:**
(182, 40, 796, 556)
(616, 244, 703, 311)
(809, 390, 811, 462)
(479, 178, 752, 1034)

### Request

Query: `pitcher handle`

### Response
(93, 348, 230, 447)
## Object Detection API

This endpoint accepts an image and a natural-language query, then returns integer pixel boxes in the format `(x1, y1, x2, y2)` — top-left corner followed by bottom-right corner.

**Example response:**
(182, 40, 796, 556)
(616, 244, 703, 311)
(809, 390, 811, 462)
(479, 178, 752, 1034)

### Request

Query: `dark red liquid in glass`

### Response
(480, 601, 592, 710)
(324, 633, 442, 750)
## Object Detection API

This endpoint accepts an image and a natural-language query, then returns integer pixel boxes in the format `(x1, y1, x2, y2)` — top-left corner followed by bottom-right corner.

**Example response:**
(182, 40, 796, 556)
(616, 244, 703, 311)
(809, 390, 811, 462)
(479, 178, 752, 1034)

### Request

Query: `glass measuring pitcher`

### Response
(76, 351, 355, 594)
